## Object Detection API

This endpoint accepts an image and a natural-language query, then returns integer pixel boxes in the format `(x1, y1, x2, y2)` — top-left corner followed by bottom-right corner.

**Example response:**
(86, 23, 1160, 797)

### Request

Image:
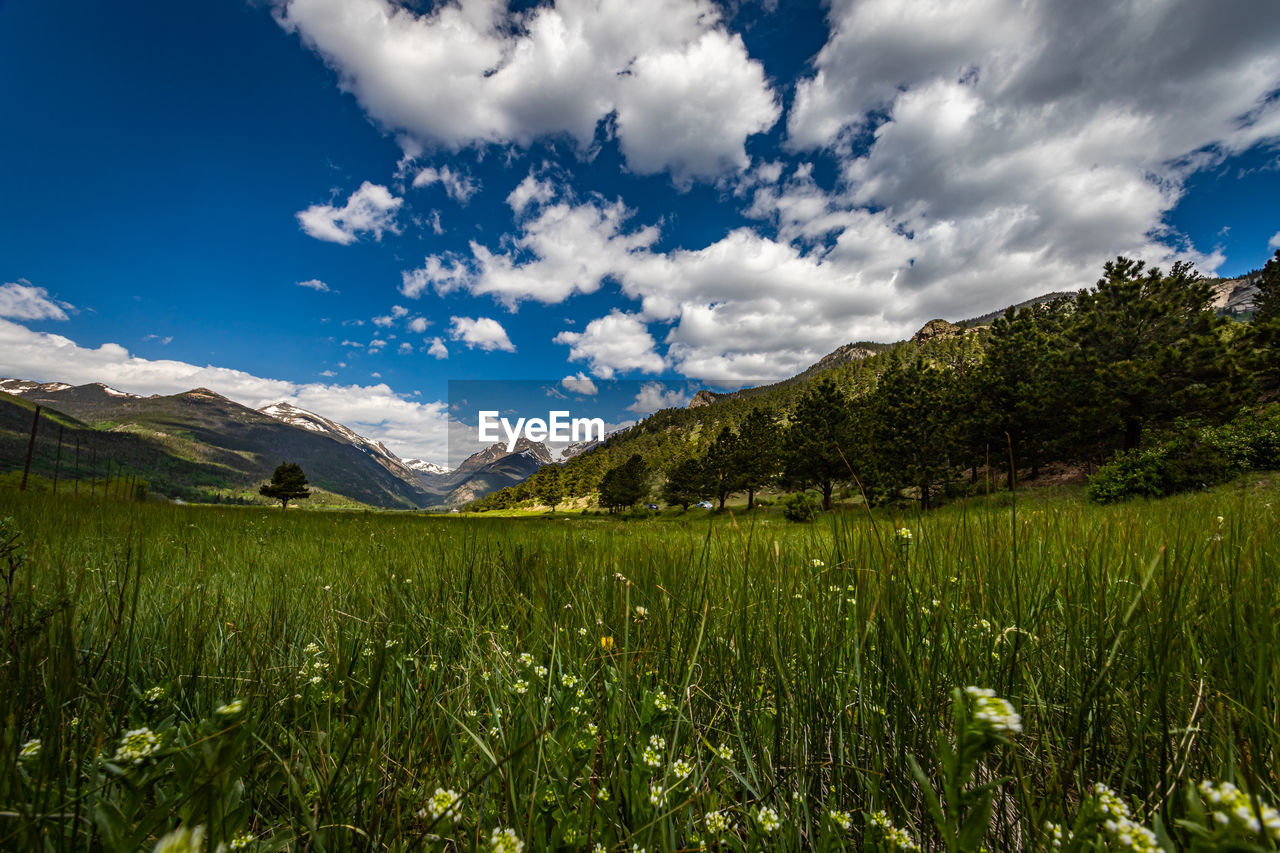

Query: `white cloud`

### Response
(400, 255, 470, 299)
(613, 29, 779, 183)
(1269, 231, 1280, 251)
(143, 334, 174, 346)
(0, 280, 72, 321)
(403, 187, 659, 307)
(296, 181, 403, 244)
(627, 381, 689, 414)
(507, 172, 556, 216)
(397, 342, 413, 354)
(407, 316, 429, 333)
(274, 0, 777, 182)
(0, 317, 449, 460)
(412, 164, 479, 203)
(372, 315, 395, 328)
(554, 310, 664, 379)
(296, 278, 332, 292)
(448, 316, 515, 352)
(427, 336, 449, 359)
(561, 372, 597, 396)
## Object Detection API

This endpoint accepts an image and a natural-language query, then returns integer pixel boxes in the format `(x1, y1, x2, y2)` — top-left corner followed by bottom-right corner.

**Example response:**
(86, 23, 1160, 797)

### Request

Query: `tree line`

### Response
(469, 252, 1280, 513)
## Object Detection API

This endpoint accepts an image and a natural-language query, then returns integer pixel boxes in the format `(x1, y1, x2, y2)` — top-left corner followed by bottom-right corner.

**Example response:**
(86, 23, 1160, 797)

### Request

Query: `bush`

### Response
(780, 491, 821, 522)
(1087, 430, 1241, 504)
(1087, 448, 1168, 503)
(1201, 405, 1280, 470)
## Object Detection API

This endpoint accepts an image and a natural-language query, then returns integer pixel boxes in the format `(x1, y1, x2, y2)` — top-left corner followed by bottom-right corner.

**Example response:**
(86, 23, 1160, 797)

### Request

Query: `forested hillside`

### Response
(470, 253, 1280, 512)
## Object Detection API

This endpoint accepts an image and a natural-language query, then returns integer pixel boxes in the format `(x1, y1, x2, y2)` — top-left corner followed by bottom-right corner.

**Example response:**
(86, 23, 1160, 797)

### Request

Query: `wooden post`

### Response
(19, 405, 41, 491)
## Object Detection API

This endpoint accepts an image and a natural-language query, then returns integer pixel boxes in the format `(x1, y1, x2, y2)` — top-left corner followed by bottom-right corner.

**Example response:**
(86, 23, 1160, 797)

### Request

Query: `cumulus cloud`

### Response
(415, 0, 1279, 380)
(561, 372, 598, 396)
(296, 278, 332, 292)
(507, 172, 556, 216)
(627, 381, 689, 414)
(407, 316, 429, 333)
(554, 310, 664, 379)
(402, 186, 658, 307)
(0, 317, 449, 460)
(1270, 231, 1280, 250)
(296, 181, 403, 244)
(274, 0, 777, 182)
(448, 316, 515, 352)
(427, 336, 449, 359)
(613, 29, 779, 183)
(412, 165, 479, 203)
(779, 0, 1280, 311)
(0, 280, 73, 321)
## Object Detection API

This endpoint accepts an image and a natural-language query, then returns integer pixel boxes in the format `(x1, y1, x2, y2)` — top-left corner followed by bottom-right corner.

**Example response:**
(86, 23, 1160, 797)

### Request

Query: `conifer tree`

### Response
(260, 461, 310, 509)
(782, 379, 857, 510)
(734, 407, 780, 508)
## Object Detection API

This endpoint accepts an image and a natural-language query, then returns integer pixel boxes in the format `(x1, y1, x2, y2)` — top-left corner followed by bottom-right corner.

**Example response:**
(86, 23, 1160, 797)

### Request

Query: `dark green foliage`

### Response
(783, 379, 857, 510)
(779, 490, 821, 522)
(1089, 407, 1280, 504)
(597, 454, 649, 512)
(259, 461, 310, 509)
(533, 464, 563, 510)
(1253, 249, 1280, 324)
(867, 359, 961, 509)
(660, 456, 708, 510)
(969, 300, 1070, 485)
(1065, 258, 1241, 454)
(733, 407, 781, 508)
(1199, 405, 1280, 470)
(704, 426, 741, 510)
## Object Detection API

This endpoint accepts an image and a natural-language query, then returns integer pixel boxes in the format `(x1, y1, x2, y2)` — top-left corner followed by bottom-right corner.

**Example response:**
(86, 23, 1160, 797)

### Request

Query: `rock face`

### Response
(687, 390, 719, 408)
(1209, 273, 1259, 313)
(911, 318, 963, 345)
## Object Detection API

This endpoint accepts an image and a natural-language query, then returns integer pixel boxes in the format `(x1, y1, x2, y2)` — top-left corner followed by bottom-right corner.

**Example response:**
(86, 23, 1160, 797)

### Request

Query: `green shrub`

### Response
(1087, 447, 1169, 503)
(1201, 405, 1280, 470)
(780, 491, 821, 522)
(1088, 429, 1242, 504)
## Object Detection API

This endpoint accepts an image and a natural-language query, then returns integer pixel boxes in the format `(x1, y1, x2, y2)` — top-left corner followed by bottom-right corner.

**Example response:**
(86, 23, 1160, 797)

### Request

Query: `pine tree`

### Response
(868, 359, 959, 510)
(598, 454, 649, 512)
(971, 300, 1069, 487)
(660, 456, 708, 510)
(1065, 257, 1241, 455)
(734, 407, 780, 508)
(782, 379, 857, 510)
(535, 465, 564, 511)
(260, 461, 310, 509)
(704, 426, 742, 510)
(1254, 249, 1280, 323)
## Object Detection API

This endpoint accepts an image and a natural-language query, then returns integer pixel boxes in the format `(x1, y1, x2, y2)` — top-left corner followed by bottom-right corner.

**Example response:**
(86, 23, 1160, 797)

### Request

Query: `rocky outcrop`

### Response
(687, 390, 719, 408)
(911, 319, 963, 345)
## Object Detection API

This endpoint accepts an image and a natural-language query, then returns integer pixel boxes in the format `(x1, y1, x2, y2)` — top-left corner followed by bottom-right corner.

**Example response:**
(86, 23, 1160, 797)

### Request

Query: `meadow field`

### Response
(2, 483, 1279, 851)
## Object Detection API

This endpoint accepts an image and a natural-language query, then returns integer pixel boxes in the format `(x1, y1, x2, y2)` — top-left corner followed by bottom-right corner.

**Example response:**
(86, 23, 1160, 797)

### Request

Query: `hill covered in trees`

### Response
(469, 252, 1280, 513)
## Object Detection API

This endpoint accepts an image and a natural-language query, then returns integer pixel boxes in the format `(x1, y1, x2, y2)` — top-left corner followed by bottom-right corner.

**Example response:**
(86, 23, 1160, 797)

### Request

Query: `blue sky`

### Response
(1, 0, 1278, 463)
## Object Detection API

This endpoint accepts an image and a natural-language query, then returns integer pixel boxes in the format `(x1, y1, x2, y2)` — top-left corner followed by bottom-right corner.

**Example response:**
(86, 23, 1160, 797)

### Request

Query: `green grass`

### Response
(1, 480, 1278, 850)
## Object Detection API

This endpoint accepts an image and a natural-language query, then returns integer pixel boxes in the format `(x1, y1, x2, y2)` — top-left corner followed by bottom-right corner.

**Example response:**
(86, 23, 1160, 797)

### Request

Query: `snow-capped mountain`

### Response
(257, 401, 414, 477)
(403, 458, 451, 476)
(0, 379, 137, 399)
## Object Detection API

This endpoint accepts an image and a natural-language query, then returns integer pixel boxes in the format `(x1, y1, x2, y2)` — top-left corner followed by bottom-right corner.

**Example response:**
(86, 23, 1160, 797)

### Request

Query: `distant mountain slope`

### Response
(0, 381, 434, 508)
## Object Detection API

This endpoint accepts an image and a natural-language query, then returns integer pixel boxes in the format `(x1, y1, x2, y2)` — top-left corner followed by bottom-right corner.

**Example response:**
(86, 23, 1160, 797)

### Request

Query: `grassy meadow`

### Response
(2, 482, 1280, 851)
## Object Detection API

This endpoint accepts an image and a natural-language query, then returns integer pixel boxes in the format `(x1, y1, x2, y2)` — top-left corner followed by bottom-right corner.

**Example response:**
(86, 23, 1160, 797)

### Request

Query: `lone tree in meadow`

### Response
(260, 461, 310, 509)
